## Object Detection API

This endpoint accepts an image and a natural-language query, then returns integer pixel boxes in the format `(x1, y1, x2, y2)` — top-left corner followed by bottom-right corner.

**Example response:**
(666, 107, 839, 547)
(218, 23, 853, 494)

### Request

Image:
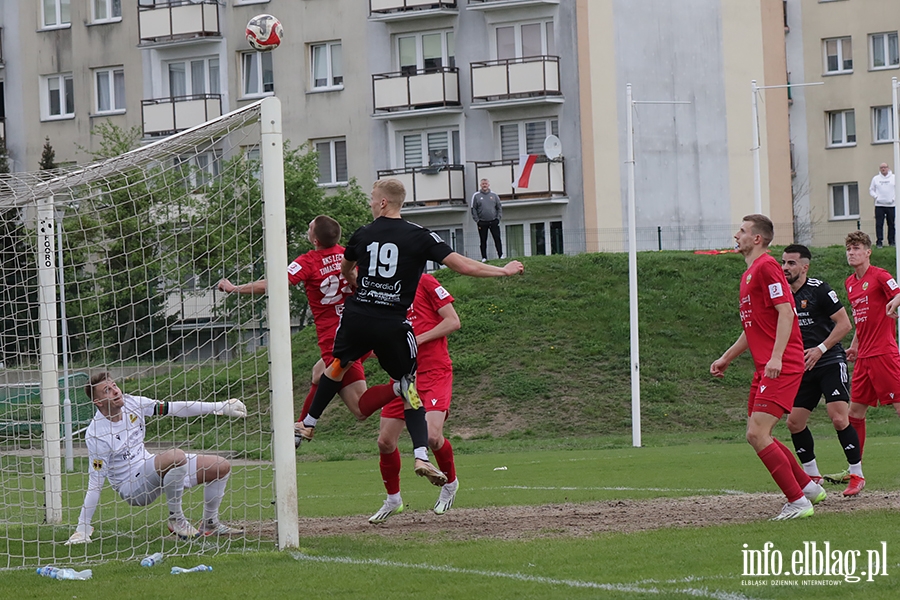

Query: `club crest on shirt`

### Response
(768, 282, 783, 299)
(92, 459, 103, 470)
(800, 299, 807, 309)
(129, 413, 137, 424)
(862, 282, 869, 291)
(746, 274, 752, 284)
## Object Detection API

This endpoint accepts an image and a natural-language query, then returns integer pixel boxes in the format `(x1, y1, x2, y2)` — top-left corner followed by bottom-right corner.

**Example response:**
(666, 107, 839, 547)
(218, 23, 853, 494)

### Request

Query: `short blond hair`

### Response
(845, 230, 872, 249)
(372, 179, 406, 208)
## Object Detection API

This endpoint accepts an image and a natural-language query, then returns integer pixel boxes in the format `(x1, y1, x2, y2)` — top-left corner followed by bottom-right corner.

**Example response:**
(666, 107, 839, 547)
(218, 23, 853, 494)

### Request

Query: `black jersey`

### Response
(343, 216, 453, 317)
(793, 277, 846, 368)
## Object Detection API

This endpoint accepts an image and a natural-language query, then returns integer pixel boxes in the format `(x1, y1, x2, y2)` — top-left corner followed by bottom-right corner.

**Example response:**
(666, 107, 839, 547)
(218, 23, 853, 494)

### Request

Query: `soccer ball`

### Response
(246, 14, 283, 52)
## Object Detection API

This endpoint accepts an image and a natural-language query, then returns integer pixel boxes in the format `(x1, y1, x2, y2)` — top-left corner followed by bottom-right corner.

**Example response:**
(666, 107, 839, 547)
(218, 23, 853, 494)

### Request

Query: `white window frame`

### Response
(92, 0, 122, 24)
(94, 67, 126, 114)
(310, 41, 343, 91)
(41, 73, 75, 120)
(165, 57, 220, 97)
(829, 183, 859, 220)
(42, 0, 71, 29)
(314, 138, 348, 186)
(872, 106, 895, 143)
(826, 109, 856, 147)
(398, 129, 461, 168)
(823, 37, 853, 74)
(396, 30, 455, 73)
(493, 20, 555, 60)
(175, 150, 222, 191)
(869, 32, 900, 70)
(498, 118, 559, 160)
(241, 51, 274, 98)
(503, 219, 564, 258)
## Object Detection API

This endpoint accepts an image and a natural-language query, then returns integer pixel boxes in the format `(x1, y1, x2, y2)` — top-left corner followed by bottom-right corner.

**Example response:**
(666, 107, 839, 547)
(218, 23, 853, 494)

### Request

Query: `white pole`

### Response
(56, 209, 73, 472)
(626, 84, 641, 448)
(892, 77, 900, 341)
(37, 196, 63, 524)
(751, 80, 762, 214)
(260, 97, 299, 549)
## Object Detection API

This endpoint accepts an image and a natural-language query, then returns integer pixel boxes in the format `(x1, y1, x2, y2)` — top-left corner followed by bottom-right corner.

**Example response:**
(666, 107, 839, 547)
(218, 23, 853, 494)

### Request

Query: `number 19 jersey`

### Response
(287, 245, 351, 357)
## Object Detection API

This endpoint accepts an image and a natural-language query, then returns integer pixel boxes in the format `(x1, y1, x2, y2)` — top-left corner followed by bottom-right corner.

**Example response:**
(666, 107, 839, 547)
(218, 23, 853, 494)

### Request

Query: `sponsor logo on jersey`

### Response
(768, 282, 784, 299)
(828, 290, 839, 303)
(889, 278, 899, 290)
(93, 459, 103, 470)
(435, 285, 450, 300)
(287, 261, 302, 275)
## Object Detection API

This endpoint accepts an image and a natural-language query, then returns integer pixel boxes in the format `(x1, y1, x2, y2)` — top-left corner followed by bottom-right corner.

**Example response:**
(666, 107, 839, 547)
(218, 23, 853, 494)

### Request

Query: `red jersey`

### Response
(286, 245, 352, 356)
(408, 273, 454, 371)
(845, 265, 900, 358)
(739, 253, 805, 374)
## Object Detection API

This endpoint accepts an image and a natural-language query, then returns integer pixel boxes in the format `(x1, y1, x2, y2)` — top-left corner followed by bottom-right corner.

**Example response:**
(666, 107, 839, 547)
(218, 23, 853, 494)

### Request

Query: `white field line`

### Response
(297, 486, 756, 500)
(290, 551, 764, 600)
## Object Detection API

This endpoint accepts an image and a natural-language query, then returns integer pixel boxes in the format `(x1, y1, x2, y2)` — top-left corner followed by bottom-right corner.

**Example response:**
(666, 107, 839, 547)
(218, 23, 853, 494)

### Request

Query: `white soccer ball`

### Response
(246, 14, 283, 52)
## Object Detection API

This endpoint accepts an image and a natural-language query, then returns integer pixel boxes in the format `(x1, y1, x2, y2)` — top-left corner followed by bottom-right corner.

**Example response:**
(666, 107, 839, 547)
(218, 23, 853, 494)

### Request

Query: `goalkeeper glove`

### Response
(216, 398, 248, 418)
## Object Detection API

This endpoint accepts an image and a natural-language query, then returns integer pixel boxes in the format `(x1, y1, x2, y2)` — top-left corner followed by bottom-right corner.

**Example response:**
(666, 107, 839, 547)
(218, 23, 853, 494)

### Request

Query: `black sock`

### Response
(791, 427, 815, 464)
(836, 424, 862, 465)
(404, 407, 428, 450)
(307, 375, 343, 420)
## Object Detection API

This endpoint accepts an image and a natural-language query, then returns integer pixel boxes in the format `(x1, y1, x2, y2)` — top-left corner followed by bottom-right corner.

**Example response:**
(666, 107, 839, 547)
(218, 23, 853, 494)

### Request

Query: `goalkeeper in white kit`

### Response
(66, 372, 247, 543)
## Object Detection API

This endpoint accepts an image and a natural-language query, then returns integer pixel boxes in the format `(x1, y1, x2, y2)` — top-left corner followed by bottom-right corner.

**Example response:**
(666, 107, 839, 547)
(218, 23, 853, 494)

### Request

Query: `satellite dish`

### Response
(543, 135, 562, 160)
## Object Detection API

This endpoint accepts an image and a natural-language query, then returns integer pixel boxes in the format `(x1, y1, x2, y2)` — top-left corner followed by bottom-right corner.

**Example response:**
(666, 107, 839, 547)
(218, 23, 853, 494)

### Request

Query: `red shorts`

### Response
(747, 370, 802, 417)
(381, 368, 453, 420)
(851, 354, 900, 407)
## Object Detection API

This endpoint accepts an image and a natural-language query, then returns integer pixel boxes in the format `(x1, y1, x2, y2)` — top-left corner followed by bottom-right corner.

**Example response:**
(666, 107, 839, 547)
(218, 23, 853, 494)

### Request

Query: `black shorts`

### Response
(792, 362, 850, 411)
(332, 307, 416, 381)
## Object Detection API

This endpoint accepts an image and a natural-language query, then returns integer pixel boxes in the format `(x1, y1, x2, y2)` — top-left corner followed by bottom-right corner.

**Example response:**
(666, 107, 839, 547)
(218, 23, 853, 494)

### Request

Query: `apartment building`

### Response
(786, 0, 900, 246)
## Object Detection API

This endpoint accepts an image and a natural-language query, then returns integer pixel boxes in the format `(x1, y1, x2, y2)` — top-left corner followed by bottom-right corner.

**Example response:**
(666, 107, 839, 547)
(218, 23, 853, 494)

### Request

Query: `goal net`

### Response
(0, 97, 297, 569)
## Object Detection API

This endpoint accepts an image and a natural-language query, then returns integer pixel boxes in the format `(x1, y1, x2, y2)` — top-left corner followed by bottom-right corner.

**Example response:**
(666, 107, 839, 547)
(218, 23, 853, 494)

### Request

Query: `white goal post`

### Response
(0, 96, 297, 567)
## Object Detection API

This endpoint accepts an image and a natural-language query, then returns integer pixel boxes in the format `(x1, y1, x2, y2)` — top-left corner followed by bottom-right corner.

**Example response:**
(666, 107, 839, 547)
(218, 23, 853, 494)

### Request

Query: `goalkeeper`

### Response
(66, 372, 246, 544)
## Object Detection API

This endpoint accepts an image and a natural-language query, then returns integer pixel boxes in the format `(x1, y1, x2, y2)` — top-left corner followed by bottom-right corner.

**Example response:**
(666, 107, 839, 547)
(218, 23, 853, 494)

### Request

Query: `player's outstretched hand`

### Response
(65, 526, 93, 545)
(217, 398, 248, 418)
(502, 260, 524, 276)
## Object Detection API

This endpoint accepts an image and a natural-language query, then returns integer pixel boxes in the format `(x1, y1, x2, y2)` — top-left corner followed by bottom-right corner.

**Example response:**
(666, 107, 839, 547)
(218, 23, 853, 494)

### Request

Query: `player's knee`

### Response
(785, 416, 804, 434)
(427, 433, 443, 451)
(377, 436, 396, 454)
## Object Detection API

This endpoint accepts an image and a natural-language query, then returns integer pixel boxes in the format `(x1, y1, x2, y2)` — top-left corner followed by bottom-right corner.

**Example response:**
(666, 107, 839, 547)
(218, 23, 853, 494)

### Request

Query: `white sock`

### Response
(849, 462, 864, 477)
(203, 473, 229, 522)
(801, 459, 820, 477)
(387, 492, 401, 505)
(413, 447, 428, 461)
(802, 480, 820, 494)
(302, 415, 317, 427)
(163, 464, 188, 521)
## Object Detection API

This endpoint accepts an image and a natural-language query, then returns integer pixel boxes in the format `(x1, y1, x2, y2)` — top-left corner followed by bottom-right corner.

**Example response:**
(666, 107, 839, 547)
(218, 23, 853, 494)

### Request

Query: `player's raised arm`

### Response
(218, 278, 268, 295)
(158, 398, 248, 418)
(441, 252, 523, 277)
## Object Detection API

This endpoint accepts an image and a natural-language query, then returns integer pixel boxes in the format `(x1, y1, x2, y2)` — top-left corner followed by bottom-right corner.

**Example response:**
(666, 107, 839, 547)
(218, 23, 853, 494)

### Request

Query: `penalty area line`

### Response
(289, 552, 762, 600)
(491, 485, 752, 495)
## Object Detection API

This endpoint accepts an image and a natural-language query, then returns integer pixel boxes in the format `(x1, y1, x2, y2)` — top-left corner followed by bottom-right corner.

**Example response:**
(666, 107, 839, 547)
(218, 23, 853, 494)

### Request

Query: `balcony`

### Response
(370, 0, 459, 21)
(142, 94, 222, 137)
(373, 67, 461, 118)
(138, 0, 220, 46)
(471, 56, 562, 108)
(376, 164, 466, 207)
(473, 157, 565, 200)
(467, 0, 559, 11)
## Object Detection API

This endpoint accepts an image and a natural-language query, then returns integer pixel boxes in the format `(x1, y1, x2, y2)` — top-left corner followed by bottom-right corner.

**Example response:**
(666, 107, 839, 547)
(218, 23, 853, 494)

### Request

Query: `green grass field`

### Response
(5, 248, 900, 598)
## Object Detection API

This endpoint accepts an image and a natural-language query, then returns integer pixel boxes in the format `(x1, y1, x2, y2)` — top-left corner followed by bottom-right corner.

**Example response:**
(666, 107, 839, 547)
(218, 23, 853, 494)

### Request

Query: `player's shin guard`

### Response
(849, 416, 866, 458)
(758, 442, 804, 502)
(837, 423, 862, 465)
(306, 374, 343, 420)
(790, 426, 815, 464)
(404, 407, 429, 451)
(359, 383, 399, 418)
(163, 464, 189, 520)
(380, 449, 402, 495)
(773, 438, 812, 487)
(433, 438, 456, 484)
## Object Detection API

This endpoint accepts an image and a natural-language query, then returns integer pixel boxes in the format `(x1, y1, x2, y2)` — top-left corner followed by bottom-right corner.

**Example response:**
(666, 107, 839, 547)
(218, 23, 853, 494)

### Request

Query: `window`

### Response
(41, 74, 75, 119)
(870, 32, 899, 70)
(873, 106, 894, 143)
(311, 42, 343, 89)
(43, 0, 71, 27)
(175, 151, 222, 191)
(242, 52, 274, 97)
(94, 67, 125, 113)
(397, 30, 455, 75)
(499, 119, 559, 160)
(505, 220, 564, 257)
(93, 0, 121, 22)
(827, 110, 855, 146)
(823, 37, 852, 74)
(314, 138, 348, 185)
(830, 183, 859, 219)
(495, 21, 555, 60)
(401, 130, 460, 168)
(167, 58, 220, 96)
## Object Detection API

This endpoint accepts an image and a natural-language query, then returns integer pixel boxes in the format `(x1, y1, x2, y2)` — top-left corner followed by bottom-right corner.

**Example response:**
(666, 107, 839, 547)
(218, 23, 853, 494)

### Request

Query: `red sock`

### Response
(433, 438, 456, 484)
(757, 442, 804, 502)
(772, 438, 811, 488)
(299, 383, 317, 422)
(849, 416, 866, 458)
(379, 449, 401, 495)
(359, 383, 399, 418)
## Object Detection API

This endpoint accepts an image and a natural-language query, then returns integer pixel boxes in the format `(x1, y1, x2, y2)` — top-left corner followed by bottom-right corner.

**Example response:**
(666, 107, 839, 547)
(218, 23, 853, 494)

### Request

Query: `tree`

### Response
(39, 137, 56, 171)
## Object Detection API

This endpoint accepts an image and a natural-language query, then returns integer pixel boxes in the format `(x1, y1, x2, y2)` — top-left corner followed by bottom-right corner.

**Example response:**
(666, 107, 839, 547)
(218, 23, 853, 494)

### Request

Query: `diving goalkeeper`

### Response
(66, 372, 246, 543)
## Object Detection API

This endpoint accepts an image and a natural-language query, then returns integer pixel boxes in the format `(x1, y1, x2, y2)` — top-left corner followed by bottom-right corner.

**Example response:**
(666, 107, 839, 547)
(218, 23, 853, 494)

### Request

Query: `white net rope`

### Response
(0, 100, 281, 568)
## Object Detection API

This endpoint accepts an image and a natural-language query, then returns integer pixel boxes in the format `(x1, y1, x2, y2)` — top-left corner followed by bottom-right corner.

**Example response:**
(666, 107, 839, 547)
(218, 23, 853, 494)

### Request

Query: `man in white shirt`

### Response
(869, 163, 896, 248)
(66, 372, 247, 544)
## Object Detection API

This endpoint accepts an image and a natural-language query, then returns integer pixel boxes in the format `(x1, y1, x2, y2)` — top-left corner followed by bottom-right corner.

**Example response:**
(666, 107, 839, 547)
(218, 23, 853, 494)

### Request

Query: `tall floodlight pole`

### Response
(625, 84, 690, 448)
(751, 79, 823, 215)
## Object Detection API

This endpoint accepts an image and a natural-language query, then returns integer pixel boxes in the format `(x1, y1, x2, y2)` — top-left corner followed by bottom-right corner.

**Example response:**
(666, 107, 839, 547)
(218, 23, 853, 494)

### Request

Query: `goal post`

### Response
(0, 96, 297, 567)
